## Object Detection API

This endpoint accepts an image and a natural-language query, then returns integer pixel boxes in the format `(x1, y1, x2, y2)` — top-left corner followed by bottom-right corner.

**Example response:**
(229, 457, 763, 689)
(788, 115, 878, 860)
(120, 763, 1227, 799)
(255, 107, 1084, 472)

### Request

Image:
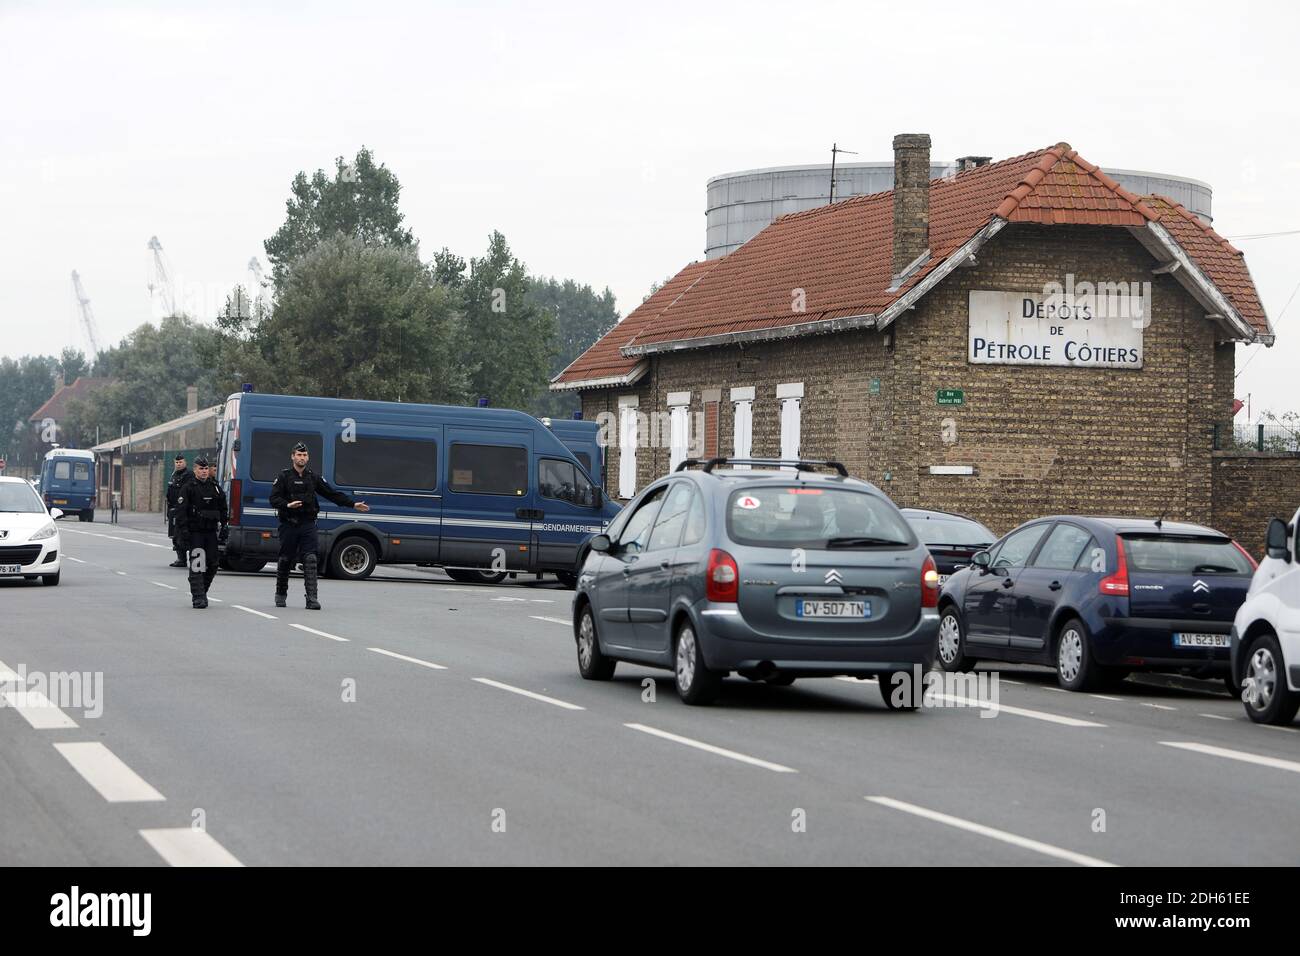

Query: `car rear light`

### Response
(1099, 535, 1129, 596)
(228, 479, 242, 525)
(921, 553, 940, 608)
(706, 548, 739, 603)
(1231, 540, 1258, 570)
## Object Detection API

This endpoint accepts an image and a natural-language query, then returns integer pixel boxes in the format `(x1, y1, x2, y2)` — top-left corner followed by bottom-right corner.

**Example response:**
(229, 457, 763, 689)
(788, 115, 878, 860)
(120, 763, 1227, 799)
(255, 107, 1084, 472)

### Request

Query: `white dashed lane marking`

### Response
(232, 605, 277, 620)
(1199, 713, 1234, 721)
(530, 616, 571, 626)
(368, 647, 446, 670)
(290, 623, 348, 643)
(64, 556, 85, 564)
(1142, 702, 1178, 712)
(624, 723, 796, 772)
(53, 742, 165, 802)
(474, 678, 584, 711)
(140, 828, 243, 867)
(1, 691, 78, 729)
(930, 694, 1106, 728)
(150, 581, 177, 590)
(865, 796, 1116, 867)
(1161, 741, 1300, 775)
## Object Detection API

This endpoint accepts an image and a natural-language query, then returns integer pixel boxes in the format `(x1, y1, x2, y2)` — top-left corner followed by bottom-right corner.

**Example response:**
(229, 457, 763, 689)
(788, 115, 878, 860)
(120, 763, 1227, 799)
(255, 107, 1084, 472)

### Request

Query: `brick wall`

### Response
(580, 223, 1242, 538)
(1211, 453, 1300, 559)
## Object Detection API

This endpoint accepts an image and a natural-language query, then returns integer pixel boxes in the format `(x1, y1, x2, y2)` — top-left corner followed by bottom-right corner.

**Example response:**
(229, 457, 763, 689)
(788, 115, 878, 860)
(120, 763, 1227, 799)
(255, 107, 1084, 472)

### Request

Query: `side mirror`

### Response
(971, 550, 991, 570)
(590, 534, 612, 553)
(49, 508, 64, 520)
(1265, 518, 1291, 562)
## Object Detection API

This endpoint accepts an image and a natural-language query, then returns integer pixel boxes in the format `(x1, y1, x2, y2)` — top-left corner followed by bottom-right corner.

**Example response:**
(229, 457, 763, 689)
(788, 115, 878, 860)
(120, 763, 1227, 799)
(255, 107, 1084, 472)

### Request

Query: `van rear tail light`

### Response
(921, 554, 940, 608)
(706, 548, 739, 603)
(1231, 540, 1258, 570)
(228, 479, 242, 525)
(1099, 535, 1130, 596)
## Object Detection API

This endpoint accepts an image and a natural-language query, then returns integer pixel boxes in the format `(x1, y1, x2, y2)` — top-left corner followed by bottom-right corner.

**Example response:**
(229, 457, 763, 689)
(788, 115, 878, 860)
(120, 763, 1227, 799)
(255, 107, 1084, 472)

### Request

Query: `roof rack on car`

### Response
(675, 457, 849, 477)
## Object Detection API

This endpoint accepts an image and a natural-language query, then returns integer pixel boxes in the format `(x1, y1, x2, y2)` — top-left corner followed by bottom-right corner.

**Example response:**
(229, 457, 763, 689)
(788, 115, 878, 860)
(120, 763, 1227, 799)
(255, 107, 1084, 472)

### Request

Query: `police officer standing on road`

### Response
(174, 455, 229, 609)
(165, 454, 191, 567)
(269, 442, 369, 610)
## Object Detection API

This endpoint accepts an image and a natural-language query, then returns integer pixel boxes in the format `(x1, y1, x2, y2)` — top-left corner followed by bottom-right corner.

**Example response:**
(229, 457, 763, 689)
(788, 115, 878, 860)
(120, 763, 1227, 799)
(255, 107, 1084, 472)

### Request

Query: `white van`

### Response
(1231, 509, 1300, 725)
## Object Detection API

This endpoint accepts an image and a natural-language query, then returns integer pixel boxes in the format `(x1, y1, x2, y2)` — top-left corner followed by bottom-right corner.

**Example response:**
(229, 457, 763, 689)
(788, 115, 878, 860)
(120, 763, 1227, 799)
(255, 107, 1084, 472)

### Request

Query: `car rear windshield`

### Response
(1121, 535, 1253, 575)
(0, 483, 44, 514)
(726, 486, 914, 550)
(906, 514, 994, 547)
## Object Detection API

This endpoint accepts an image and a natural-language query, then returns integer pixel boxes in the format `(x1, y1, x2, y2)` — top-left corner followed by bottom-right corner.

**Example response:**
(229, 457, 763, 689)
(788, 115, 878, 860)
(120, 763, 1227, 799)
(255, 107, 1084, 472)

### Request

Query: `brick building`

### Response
(552, 135, 1281, 543)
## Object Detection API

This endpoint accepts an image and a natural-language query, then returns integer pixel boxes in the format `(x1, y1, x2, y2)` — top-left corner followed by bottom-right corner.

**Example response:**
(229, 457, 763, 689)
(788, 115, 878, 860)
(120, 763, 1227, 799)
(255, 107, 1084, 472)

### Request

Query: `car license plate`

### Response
(797, 599, 870, 619)
(938, 574, 950, 586)
(53, 499, 67, 505)
(1173, 632, 1230, 648)
(0, 564, 20, 574)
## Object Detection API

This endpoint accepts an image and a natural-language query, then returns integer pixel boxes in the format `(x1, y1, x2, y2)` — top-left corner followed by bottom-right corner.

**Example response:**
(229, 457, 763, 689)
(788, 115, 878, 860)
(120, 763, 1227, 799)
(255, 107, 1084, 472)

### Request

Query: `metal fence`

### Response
(1213, 423, 1300, 453)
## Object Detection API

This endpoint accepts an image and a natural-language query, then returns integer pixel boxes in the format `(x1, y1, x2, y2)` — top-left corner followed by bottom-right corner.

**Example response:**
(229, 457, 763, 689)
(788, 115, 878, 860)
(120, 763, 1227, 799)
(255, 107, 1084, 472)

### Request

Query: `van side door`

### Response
(442, 429, 535, 572)
(330, 428, 442, 566)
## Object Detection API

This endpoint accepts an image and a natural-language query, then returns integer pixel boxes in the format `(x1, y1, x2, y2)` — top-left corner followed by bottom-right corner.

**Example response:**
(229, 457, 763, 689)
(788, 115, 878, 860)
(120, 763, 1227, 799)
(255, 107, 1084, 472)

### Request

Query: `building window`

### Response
(730, 386, 753, 468)
(778, 382, 803, 468)
(667, 391, 690, 473)
(618, 396, 638, 499)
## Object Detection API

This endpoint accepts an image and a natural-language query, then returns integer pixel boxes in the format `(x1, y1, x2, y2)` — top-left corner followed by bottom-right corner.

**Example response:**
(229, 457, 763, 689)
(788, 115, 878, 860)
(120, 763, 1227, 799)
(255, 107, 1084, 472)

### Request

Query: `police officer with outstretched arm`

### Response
(165, 454, 191, 567)
(174, 455, 229, 609)
(269, 442, 369, 610)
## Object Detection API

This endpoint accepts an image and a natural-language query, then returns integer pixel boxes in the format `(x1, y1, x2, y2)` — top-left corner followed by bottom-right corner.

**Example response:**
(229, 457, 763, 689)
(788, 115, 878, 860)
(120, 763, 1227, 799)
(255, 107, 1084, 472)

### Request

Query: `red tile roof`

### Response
(28, 377, 112, 423)
(552, 260, 716, 385)
(1143, 195, 1270, 337)
(556, 143, 1269, 386)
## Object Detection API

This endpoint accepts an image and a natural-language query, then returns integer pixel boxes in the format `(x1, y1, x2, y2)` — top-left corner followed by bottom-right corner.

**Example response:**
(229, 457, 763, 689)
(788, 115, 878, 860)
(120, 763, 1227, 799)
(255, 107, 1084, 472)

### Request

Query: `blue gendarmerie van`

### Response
(215, 391, 619, 586)
(39, 448, 97, 522)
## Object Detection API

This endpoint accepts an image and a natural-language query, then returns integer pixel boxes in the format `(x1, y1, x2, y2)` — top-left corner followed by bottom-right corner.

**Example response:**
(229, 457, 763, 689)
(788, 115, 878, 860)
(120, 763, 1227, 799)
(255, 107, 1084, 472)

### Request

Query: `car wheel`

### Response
(575, 604, 615, 681)
(936, 607, 976, 672)
(328, 536, 377, 580)
(1055, 617, 1101, 691)
(42, 571, 60, 586)
(1241, 632, 1300, 726)
(878, 670, 921, 711)
(674, 622, 721, 705)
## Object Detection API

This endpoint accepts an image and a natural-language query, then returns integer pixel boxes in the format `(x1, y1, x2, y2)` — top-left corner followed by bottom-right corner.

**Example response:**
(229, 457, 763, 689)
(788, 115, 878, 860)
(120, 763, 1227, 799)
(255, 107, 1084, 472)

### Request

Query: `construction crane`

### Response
(248, 256, 267, 290)
(70, 270, 102, 356)
(146, 235, 176, 316)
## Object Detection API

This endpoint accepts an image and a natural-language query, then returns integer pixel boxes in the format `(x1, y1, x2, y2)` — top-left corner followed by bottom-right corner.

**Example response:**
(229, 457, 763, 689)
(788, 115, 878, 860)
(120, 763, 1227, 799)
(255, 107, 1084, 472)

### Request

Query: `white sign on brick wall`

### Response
(968, 290, 1145, 369)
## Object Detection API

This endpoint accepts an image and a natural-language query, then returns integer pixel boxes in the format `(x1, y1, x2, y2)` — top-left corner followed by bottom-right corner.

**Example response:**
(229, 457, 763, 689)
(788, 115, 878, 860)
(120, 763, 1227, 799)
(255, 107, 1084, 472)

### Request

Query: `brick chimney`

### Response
(186, 385, 198, 414)
(892, 133, 932, 277)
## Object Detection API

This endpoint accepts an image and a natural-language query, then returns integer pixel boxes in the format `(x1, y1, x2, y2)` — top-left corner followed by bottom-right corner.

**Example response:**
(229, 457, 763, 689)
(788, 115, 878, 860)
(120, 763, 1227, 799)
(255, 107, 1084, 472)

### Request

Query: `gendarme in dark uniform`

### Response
(269, 442, 369, 610)
(165, 454, 191, 567)
(174, 455, 228, 609)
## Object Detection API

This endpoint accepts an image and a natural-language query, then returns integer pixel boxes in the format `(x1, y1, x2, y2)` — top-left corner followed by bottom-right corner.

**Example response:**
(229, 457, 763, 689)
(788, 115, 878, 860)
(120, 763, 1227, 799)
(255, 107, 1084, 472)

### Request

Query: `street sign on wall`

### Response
(937, 389, 964, 406)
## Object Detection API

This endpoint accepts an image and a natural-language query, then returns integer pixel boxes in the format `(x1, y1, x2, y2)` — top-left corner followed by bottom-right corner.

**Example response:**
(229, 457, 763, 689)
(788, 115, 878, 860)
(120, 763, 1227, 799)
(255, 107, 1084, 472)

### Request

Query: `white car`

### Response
(0, 476, 63, 586)
(1231, 509, 1300, 725)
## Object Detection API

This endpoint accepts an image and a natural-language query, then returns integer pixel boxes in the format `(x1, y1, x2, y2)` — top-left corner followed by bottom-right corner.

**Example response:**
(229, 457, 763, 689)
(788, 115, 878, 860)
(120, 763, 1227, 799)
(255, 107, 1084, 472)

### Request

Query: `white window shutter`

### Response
(619, 405, 638, 498)
(669, 405, 689, 472)
(780, 397, 801, 468)
(732, 400, 752, 467)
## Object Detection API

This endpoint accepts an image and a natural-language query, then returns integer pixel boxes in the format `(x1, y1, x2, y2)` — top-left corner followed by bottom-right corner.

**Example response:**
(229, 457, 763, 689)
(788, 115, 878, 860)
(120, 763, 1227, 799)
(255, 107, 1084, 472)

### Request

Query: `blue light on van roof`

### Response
(242, 383, 254, 393)
(477, 397, 489, 407)
(572, 410, 583, 420)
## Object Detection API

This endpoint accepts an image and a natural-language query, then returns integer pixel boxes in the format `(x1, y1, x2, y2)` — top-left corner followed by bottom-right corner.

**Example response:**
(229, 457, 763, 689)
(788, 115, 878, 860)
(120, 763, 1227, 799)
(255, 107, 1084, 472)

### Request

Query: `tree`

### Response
(204, 285, 278, 399)
(454, 232, 556, 413)
(252, 235, 467, 404)
(525, 276, 618, 416)
(264, 146, 415, 284)
(0, 355, 63, 467)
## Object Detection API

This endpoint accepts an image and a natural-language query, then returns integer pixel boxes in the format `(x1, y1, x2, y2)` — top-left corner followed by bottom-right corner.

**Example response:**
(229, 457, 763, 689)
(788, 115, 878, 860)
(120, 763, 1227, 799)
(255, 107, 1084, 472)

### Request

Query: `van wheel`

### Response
(937, 607, 977, 672)
(575, 604, 615, 680)
(1056, 617, 1101, 691)
(329, 536, 377, 580)
(471, 570, 508, 585)
(674, 622, 721, 705)
(1241, 632, 1300, 725)
(78, 511, 89, 522)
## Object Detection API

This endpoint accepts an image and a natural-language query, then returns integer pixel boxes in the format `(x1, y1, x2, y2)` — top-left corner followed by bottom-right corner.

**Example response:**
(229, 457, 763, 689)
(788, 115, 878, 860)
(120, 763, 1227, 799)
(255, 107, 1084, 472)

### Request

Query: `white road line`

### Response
(1199, 713, 1234, 721)
(624, 722, 796, 772)
(209, 597, 223, 603)
(1, 691, 78, 729)
(529, 599, 555, 604)
(474, 677, 584, 710)
(150, 581, 177, 590)
(140, 828, 243, 867)
(1141, 702, 1177, 711)
(995, 678, 1024, 685)
(367, 647, 447, 670)
(1161, 741, 1300, 775)
(835, 675, 877, 683)
(65, 556, 85, 564)
(1043, 687, 1066, 693)
(930, 694, 1106, 727)
(0, 661, 21, 682)
(1089, 694, 1123, 701)
(865, 796, 1116, 867)
(53, 742, 165, 802)
(529, 615, 571, 626)
(1262, 724, 1299, 735)
(232, 604, 277, 620)
(114, 570, 127, 576)
(290, 623, 349, 642)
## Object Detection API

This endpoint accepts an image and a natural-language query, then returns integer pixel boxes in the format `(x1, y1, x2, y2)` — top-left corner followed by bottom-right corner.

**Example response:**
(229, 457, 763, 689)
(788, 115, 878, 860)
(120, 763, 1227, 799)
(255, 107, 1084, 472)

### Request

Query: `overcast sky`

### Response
(1, 0, 1295, 419)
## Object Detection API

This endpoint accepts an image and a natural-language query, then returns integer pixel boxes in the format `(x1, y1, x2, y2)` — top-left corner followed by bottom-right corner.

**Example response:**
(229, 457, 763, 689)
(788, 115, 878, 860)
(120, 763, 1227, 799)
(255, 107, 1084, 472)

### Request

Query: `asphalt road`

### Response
(1, 520, 1297, 866)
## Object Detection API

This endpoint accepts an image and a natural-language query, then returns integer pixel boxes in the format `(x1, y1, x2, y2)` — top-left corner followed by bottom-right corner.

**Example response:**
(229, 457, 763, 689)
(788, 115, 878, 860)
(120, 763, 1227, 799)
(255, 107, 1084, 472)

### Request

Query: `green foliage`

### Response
(0, 354, 66, 465)
(264, 146, 415, 285)
(525, 275, 618, 417)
